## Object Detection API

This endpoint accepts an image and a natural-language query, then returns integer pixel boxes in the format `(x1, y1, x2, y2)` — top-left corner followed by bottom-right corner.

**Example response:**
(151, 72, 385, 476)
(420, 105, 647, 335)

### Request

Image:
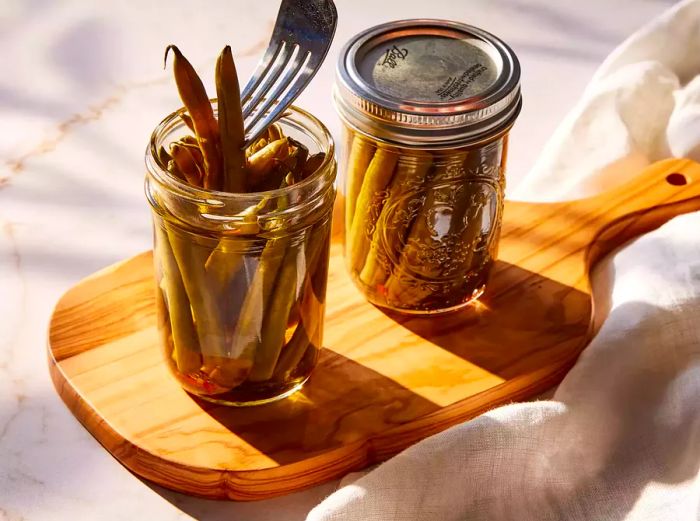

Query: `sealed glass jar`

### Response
(334, 20, 521, 314)
(145, 104, 336, 405)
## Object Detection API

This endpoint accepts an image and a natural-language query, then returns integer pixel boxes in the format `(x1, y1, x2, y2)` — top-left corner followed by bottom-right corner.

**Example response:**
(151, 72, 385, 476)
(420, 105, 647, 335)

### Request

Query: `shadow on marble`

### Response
(9, 163, 140, 207)
(0, 86, 75, 119)
(490, 0, 621, 45)
(508, 42, 605, 63)
(49, 18, 125, 92)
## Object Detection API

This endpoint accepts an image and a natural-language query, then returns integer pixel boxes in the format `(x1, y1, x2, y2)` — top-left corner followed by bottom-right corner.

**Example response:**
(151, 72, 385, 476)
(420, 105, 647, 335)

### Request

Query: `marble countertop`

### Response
(0, 0, 675, 519)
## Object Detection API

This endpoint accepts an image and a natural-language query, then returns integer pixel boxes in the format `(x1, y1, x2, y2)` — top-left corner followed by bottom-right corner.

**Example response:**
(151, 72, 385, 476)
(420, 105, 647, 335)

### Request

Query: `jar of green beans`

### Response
(146, 104, 336, 405)
(334, 20, 522, 314)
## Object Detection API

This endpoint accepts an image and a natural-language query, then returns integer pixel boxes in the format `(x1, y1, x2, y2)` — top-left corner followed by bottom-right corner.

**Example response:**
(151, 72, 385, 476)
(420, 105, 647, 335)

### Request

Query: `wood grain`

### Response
(48, 158, 700, 500)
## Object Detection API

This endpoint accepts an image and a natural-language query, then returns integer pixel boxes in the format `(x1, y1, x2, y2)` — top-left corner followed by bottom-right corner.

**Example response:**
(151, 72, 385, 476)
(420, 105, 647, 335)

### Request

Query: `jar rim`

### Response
(335, 88, 522, 149)
(145, 102, 335, 206)
(334, 19, 522, 146)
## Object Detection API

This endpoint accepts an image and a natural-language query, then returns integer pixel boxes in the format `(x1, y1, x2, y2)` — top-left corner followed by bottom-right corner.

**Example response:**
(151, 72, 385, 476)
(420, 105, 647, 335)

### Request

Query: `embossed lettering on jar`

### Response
(334, 20, 521, 313)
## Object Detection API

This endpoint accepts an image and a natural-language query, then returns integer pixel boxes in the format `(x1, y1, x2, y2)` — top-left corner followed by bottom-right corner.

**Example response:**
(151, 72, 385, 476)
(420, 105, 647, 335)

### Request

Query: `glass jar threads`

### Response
(334, 20, 522, 314)
(146, 105, 336, 406)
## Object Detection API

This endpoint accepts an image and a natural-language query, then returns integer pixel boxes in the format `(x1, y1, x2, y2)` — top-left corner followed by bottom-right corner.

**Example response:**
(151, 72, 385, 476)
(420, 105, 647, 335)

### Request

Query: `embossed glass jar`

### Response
(334, 20, 521, 313)
(145, 104, 336, 406)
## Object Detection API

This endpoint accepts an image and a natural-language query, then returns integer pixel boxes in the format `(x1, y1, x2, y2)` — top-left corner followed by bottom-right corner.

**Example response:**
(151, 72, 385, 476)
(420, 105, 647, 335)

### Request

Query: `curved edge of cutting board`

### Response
(47, 330, 573, 500)
(46, 158, 700, 500)
(47, 349, 354, 500)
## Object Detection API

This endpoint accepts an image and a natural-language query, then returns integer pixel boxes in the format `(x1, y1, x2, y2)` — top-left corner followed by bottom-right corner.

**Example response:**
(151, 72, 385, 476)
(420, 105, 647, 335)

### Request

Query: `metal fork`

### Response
(241, 0, 337, 147)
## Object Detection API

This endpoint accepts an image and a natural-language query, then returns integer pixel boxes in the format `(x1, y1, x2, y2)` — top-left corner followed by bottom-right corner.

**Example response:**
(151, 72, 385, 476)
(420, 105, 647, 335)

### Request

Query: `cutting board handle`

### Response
(583, 158, 700, 215)
(576, 158, 700, 266)
(500, 158, 700, 291)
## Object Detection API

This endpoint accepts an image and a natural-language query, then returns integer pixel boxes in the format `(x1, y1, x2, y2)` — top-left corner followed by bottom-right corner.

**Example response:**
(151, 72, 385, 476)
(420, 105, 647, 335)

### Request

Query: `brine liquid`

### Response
(153, 214, 331, 405)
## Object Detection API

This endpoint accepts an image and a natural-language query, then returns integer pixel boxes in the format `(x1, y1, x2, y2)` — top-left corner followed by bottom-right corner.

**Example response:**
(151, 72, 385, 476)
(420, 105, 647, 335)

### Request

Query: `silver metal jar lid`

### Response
(334, 19, 522, 146)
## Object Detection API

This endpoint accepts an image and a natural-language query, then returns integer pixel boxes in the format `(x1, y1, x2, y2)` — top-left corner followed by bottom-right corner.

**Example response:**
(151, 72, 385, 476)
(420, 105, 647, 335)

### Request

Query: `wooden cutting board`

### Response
(48, 158, 700, 500)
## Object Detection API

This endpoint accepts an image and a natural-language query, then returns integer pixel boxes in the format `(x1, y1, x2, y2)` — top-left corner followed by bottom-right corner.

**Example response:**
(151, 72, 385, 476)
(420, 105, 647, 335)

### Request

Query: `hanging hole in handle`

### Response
(666, 173, 689, 186)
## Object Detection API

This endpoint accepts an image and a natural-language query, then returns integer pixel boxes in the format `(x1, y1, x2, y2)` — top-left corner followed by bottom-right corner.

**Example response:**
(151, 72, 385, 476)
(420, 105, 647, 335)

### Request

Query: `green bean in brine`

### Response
(149, 44, 335, 405)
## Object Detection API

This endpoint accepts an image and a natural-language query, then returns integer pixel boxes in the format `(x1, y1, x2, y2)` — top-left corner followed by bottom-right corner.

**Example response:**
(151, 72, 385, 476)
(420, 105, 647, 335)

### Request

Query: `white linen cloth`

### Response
(307, 1, 700, 519)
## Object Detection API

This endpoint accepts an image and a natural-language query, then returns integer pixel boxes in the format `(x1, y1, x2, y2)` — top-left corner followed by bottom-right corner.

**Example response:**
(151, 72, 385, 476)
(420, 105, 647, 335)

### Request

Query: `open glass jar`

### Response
(145, 104, 336, 406)
(334, 20, 521, 314)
